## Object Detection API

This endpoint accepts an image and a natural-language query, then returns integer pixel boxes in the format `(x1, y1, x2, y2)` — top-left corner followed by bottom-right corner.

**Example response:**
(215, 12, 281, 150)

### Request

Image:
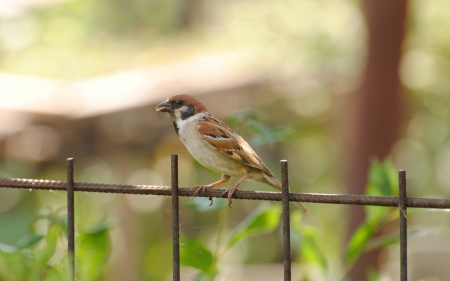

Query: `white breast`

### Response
(176, 113, 244, 177)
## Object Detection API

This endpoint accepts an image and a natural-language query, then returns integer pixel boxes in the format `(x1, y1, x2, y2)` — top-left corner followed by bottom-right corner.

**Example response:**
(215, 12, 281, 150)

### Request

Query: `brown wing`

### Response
(197, 116, 273, 176)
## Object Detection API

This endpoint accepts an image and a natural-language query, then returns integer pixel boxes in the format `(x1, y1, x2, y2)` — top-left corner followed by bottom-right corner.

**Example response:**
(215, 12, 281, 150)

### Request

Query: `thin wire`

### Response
(1, 177, 449, 209)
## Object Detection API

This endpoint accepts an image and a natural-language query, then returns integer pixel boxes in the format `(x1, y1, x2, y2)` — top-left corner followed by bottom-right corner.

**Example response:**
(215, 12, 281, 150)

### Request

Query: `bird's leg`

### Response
(220, 174, 248, 208)
(193, 175, 231, 205)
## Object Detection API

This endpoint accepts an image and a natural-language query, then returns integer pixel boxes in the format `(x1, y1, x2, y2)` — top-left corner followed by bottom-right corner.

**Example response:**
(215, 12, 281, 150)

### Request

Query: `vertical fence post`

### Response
(66, 158, 75, 281)
(171, 154, 180, 281)
(281, 160, 291, 281)
(399, 170, 407, 281)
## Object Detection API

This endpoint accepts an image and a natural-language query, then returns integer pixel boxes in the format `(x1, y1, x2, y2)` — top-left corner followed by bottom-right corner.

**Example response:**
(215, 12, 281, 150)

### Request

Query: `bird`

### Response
(155, 94, 308, 212)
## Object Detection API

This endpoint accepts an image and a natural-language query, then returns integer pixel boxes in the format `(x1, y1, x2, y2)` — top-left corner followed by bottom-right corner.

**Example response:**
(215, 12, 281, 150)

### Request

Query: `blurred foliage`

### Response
(180, 204, 281, 280)
(344, 159, 426, 279)
(0, 208, 111, 281)
(225, 204, 281, 250)
(227, 108, 295, 147)
(77, 220, 113, 281)
(274, 159, 405, 280)
(0, 0, 450, 280)
(0, 162, 410, 281)
(180, 236, 217, 278)
(292, 211, 327, 271)
(346, 160, 398, 267)
(179, 160, 411, 280)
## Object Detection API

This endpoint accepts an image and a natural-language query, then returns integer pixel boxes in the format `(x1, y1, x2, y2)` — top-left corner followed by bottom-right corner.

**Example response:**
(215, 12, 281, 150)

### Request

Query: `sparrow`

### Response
(156, 94, 308, 212)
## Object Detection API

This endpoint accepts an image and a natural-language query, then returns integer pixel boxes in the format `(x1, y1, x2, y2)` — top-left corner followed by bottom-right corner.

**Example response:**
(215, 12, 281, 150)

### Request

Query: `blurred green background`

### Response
(0, 0, 450, 280)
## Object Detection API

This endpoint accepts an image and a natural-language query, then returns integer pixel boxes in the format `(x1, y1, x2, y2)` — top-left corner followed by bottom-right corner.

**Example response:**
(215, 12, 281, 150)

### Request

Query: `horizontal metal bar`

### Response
(0, 177, 449, 209)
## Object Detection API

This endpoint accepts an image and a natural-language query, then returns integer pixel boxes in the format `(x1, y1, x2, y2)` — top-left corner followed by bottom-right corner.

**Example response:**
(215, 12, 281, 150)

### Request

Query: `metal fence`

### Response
(1, 154, 450, 281)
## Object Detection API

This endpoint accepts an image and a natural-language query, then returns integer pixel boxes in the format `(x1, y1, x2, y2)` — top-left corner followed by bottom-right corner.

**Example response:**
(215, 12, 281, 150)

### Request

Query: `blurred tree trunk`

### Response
(177, 0, 203, 30)
(345, 0, 407, 280)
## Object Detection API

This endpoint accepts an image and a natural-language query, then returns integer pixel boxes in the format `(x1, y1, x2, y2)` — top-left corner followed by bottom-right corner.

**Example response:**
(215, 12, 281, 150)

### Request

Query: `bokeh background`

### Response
(0, 0, 450, 280)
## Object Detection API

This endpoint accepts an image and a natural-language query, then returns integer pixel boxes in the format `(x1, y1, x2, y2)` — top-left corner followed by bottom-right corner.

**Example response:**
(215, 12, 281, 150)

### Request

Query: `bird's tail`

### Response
(265, 175, 310, 213)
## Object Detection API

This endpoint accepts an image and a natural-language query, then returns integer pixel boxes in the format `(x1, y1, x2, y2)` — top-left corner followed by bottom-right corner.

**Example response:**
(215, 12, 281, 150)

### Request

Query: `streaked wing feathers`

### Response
(197, 117, 273, 176)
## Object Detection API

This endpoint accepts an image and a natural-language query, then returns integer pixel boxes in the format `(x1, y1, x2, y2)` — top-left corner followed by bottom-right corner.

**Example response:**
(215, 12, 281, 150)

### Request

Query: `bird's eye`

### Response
(176, 100, 183, 106)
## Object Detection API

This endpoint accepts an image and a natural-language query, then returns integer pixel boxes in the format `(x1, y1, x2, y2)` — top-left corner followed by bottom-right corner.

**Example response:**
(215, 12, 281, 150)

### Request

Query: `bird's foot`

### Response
(220, 185, 239, 208)
(192, 185, 214, 206)
(192, 185, 208, 197)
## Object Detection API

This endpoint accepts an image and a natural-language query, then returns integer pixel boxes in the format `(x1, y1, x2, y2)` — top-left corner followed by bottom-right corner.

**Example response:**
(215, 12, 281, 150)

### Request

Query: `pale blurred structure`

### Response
(0, 52, 260, 117)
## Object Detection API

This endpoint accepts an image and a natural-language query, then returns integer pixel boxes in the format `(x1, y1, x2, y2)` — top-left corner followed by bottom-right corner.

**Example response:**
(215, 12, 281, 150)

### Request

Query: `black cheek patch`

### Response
(180, 106, 196, 120)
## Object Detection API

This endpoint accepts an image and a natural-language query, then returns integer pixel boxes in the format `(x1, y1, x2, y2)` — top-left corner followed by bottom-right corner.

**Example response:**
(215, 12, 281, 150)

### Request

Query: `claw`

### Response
(192, 185, 208, 198)
(192, 185, 215, 206)
(220, 185, 239, 208)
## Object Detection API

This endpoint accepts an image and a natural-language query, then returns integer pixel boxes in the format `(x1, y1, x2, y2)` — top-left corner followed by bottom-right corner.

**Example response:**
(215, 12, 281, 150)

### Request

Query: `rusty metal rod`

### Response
(171, 154, 180, 281)
(66, 158, 75, 281)
(1, 178, 449, 209)
(281, 160, 291, 281)
(399, 170, 407, 281)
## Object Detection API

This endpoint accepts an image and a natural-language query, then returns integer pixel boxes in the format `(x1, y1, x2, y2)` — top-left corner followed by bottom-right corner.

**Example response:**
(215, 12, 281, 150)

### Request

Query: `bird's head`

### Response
(155, 94, 208, 120)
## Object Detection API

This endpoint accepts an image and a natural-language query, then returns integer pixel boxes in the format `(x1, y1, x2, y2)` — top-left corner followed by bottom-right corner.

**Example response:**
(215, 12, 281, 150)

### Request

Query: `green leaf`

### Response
(37, 209, 69, 237)
(292, 211, 327, 269)
(364, 233, 400, 253)
(364, 159, 397, 220)
(0, 243, 17, 254)
(364, 229, 422, 252)
(247, 121, 270, 137)
(226, 204, 281, 249)
(0, 234, 44, 253)
(42, 269, 68, 281)
(366, 158, 397, 197)
(300, 226, 328, 269)
(36, 223, 60, 264)
(77, 221, 111, 281)
(271, 126, 295, 140)
(346, 221, 376, 264)
(84, 219, 118, 234)
(227, 109, 293, 147)
(367, 268, 381, 281)
(347, 158, 398, 266)
(0, 252, 28, 281)
(227, 109, 265, 129)
(15, 234, 44, 250)
(180, 236, 216, 275)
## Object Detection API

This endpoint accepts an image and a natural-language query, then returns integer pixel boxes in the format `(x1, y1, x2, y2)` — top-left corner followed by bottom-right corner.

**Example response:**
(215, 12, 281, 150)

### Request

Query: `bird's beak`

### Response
(155, 100, 173, 113)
